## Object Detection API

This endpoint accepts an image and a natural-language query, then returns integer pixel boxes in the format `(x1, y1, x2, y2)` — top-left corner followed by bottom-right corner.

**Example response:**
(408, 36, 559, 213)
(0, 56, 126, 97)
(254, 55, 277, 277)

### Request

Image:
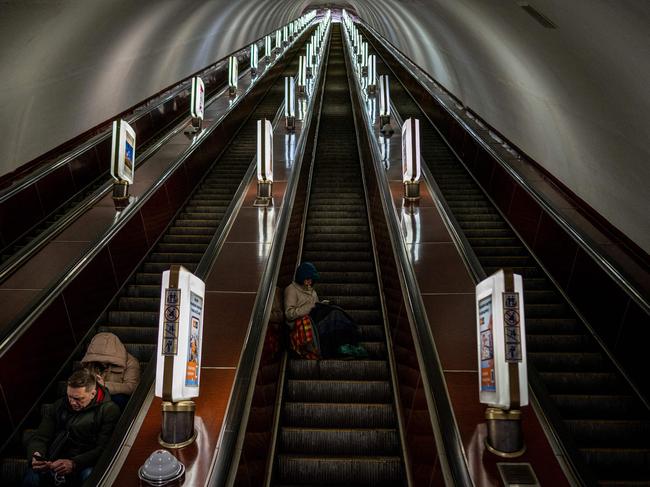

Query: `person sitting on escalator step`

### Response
(81, 332, 140, 411)
(284, 262, 367, 359)
(23, 368, 120, 487)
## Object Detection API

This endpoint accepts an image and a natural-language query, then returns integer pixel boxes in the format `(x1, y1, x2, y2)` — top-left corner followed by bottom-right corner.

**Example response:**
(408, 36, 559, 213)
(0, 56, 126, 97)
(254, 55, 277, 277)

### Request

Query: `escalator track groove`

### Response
(272, 26, 406, 487)
(378, 54, 650, 485)
(0, 32, 313, 486)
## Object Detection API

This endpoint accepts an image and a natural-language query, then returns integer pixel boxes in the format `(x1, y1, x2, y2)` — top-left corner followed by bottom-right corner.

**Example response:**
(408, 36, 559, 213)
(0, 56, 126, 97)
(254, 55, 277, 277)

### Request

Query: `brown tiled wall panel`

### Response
(367, 29, 650, 400)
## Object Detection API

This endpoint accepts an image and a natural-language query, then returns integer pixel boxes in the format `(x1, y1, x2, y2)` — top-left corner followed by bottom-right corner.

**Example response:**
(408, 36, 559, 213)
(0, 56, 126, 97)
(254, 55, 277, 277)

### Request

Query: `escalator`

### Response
(0, 30, 313, 487)
(0, 55, 248, 274)
(378, 53, 650, 485)
(271, 25, 406, 486)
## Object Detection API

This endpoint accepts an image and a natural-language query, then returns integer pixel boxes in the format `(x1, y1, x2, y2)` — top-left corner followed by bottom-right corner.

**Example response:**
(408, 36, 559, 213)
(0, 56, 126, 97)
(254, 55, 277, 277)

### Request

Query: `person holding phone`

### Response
(23, 368, 119, 486)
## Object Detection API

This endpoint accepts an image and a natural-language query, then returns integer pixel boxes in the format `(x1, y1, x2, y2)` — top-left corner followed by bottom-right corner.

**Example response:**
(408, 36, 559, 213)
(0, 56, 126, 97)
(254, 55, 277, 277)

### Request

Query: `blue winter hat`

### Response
(295, 262, 320, 283)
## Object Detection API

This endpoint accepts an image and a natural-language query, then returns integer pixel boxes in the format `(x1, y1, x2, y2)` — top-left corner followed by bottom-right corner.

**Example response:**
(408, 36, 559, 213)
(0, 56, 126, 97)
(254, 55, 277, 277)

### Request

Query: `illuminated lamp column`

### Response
(283, 25, 289, 47)
(367, 55, 377, 94)
(275, 30, 282, 54)
(305, 43, 313, 78)
(402, 118, 421, 201)
(187, 76, 204, 134)
(228, 56, 238, 97)
(297, 56, 307, 95)
(361, 41, 368, 76)
(250, 43, 259, 77)
(110, 119, 136, 211)
(254, 119, 274, 207)
(264, 35, 272, 60)
(285, 77, 296, 131)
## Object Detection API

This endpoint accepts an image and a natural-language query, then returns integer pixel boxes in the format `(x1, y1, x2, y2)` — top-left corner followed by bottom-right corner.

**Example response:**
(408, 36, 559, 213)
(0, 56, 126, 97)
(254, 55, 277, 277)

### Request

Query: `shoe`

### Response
(352, 345, 369, 358)
(337, 344, 356, 357)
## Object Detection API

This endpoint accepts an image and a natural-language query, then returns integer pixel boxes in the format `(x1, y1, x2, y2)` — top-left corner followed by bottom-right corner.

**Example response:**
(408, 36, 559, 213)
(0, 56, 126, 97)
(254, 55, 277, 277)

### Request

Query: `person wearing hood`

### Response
(284, 262, 366, 358)
(24, 368, 120, 486)
(81, 332, 140, 410)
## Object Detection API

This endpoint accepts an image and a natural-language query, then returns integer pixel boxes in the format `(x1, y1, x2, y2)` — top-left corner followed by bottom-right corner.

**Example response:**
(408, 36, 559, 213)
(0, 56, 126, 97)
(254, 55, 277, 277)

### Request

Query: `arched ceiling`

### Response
(0, 0, 648, 251)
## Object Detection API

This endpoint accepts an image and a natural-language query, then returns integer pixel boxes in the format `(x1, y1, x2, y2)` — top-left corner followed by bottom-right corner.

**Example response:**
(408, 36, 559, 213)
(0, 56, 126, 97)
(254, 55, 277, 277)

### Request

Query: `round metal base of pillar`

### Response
(158, 430, 197, 450)
(404, 181, 420, 201)
(112, 182, 130, 211)
(484, 407, 525, 458)
(159, 401, 196, 449)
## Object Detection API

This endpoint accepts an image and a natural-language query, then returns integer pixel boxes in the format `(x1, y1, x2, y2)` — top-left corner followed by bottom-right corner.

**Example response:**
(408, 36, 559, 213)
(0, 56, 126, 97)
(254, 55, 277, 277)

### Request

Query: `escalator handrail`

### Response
(342, 26, 474, 487)
(207, 21, 331, 487)
(0, 34, 302, 359)
(356, 20, 650, 317)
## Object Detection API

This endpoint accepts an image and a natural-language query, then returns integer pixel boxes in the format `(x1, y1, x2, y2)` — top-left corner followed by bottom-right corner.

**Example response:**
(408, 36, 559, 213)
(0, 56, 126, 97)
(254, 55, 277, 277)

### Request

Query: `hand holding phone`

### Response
(32, 452, 49, 471)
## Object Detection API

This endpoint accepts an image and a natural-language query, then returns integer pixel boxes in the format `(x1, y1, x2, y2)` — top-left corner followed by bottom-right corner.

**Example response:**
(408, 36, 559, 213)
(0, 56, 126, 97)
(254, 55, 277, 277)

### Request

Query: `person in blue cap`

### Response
(284, 262, 367, 358)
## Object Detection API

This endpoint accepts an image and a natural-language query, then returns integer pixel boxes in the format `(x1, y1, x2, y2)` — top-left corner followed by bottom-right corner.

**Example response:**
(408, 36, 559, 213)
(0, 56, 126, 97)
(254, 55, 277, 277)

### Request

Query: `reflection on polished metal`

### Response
(139, 449, 186, 486)
(112, 181, 130, 211)
(159, 400, 197, 449)
(485, 407, 526, 458)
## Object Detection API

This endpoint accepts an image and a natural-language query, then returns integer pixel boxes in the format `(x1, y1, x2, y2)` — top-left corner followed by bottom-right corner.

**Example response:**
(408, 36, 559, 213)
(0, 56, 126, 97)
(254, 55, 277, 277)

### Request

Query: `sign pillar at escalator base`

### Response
(159, 400, 197, 449)
(155, 265, 205, 449)
(476, 269, 528, 458)
(485, 407, 525, 457)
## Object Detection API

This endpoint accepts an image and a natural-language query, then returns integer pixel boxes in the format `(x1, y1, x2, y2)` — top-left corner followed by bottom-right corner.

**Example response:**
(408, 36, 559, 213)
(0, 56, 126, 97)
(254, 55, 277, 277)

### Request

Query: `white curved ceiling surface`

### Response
(0, 0, 648, 251)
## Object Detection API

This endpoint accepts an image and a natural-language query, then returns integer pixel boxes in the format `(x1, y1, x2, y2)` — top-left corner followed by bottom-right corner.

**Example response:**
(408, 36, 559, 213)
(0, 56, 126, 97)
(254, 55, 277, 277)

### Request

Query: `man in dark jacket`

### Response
(23, 368, 120, 486)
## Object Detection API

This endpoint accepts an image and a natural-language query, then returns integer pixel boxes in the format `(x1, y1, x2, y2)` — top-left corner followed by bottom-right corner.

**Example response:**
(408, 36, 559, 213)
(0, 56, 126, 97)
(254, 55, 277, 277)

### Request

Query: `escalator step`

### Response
(526, 334, 596, 353)
(288, 359, 389, 381)
(277, 455, 403, 485)
(551, 394, 644, 418)
(566, 419, 650, 448)
(539, 372, 624, 394)
(528, 351, 607, 371)
(283, 402, 396, 429)
(280, 428, 400, 455)
(286, 380, 392, 403)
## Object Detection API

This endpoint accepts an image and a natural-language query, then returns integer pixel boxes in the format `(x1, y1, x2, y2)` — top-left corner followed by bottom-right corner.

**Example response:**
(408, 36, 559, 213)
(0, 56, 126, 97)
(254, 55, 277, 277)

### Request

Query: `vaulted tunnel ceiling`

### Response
(0, 0, 648, 251)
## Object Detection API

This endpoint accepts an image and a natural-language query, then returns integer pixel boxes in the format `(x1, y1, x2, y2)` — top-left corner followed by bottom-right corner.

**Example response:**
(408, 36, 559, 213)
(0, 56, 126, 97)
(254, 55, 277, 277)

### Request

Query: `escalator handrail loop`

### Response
(356, 20, 649, 317)
(0, 25, 312, 360)
(76, 24, 324, 487)
(207, 22, 331, 487)
(342, 27, 474, 487)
